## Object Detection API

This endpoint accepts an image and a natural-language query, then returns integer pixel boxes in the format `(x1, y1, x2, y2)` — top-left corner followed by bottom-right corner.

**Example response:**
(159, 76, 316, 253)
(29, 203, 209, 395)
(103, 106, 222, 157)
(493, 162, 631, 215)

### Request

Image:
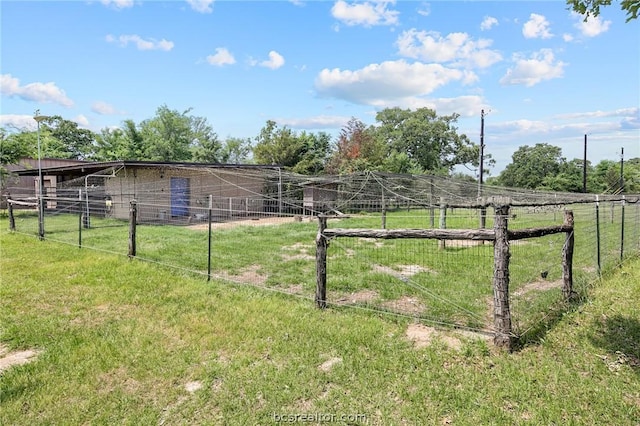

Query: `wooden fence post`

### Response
(38, 196, 45, 240)
(381, 189, 387, 230)
(128, 200, 137, 258)
(562, 210, 575, 300)
(316, 215, 328, 309)
(7, 197, 16, 231)
(493, 203, 513, 350)
(439, 198, 447, 250)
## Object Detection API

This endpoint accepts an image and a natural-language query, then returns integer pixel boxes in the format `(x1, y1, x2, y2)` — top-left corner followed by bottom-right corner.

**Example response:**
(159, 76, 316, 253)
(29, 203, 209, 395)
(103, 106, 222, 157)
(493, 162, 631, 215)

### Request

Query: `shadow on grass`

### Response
(589, 314, 640, 372)
(513, 292, 588, 351)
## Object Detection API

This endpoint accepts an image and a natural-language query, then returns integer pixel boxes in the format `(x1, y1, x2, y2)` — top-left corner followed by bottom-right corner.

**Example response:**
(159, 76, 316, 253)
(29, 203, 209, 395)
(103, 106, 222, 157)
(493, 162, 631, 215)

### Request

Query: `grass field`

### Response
(7, 202, 639, 338)
(1, 217, 639, 424)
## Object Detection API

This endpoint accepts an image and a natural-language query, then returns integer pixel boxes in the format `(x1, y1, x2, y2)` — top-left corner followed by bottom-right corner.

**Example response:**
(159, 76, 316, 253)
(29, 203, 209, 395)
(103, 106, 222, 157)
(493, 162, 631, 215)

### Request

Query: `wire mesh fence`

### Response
(4, 169, 640, 346)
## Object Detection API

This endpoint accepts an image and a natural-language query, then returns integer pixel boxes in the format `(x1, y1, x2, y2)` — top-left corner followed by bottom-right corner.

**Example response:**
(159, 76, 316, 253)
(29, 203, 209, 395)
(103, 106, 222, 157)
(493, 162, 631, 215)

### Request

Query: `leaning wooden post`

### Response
(316, 215, 328, 309)
(128, 200, 137, 258)
(439, 198, 447, 250)
(562, 210, 575, 300)
(7, 197, 16, 231)
(493, 202, 513, 350)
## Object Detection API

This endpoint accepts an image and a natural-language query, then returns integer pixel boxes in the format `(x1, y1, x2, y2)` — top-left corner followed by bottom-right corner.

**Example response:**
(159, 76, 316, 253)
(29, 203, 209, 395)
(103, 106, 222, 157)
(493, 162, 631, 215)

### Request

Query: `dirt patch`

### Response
(318, 356, 342, 372)
(382, 296, 426, 315)
(216, 265, 268, 286)
(406, 324, 438, 349)
(513, 279, 563, 297)
(185, 381, 203, 393)
(405, 324, 490, 350)
(187, 216, 298, 231)
(358, 238, 385, 248)
(281, 243, 314, 261)
(0, 344, 41, 374)
(447, 239, 486, 247)
(335, 289, 379, 304)
(98, 366, 140, 395)
(372, 264, 435, 280)
(283, 284, 303, 294)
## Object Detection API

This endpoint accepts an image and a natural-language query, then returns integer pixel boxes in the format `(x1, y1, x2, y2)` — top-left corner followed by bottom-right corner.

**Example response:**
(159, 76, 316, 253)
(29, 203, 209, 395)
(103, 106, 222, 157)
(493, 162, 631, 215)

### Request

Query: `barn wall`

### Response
(105, 166, 268, 221)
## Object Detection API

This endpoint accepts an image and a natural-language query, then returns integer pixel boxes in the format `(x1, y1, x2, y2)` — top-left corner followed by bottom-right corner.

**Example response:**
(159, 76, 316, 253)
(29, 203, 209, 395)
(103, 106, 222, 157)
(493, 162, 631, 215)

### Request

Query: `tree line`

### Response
(0, 104, 485, 175)
(1, 104, 638, 193)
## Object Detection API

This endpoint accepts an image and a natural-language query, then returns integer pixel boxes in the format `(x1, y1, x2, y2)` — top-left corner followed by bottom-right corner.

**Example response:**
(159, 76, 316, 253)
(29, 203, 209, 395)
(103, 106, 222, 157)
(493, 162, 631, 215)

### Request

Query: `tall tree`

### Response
(37, 116, 96, 160)
(139, 105, 196, 162)
(253, 120, 304, 169)
(292, 131, 332, 175)
(1, 127, 34, 188)
(190, 116, 222, 163)
(497, 143, 565, 189)
(325, 118, 386, 174)
(374, 107, 479, 175)
(220, 137, 252, 164)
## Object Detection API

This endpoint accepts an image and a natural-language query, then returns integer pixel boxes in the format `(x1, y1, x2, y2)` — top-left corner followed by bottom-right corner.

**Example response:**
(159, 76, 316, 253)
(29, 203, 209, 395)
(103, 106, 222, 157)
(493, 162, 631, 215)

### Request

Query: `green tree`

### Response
(539, 159, 596, 192)
(567, 0, 639, 22)
(1, 127, 34, 188)
(36, 116, 97, 160)
(374, 107, 479, 175)
(292, 131, 332, 175)
(190, 116, 221, 163)
(139, 105, 194, 162)
(253, 120, 304, 169)
(220, 137, 252, 164)
(497, 143, 565, 189)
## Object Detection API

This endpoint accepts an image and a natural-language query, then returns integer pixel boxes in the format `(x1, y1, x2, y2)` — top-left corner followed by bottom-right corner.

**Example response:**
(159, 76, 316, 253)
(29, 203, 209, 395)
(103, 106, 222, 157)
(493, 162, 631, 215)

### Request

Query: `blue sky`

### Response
(1, 0, 638, 174)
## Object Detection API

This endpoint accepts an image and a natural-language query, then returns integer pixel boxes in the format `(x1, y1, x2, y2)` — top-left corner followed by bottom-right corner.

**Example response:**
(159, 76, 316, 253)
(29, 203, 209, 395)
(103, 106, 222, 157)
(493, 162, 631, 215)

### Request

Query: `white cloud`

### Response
(100, 0, 134, 9)
(74, 114, 90, 128)
(555, 108, 639, 120)
(522, 13, 553, 39)
(572, 13, 611, 37)
(278, 115, 352, 129)
(372, 95, 486, 117)
(315, 60, 477, 106)
(186, 0, 214, 13)
(289, 0, 305, 6)
(0, 114, 39, 131)
(106, 34, 174, 51)
(1, 74, 74, 107)
(260, 51, 285, 70)
(331, 0, 399, 27)
(416, 3, 430, 17)
(563, 33, 574, 42)
(91, 101, 121, 115)
(480, 16, 498, 31)
(396, 30, 502, 69)
(499, 49, 566, 87)
(206, 48, 236, 66)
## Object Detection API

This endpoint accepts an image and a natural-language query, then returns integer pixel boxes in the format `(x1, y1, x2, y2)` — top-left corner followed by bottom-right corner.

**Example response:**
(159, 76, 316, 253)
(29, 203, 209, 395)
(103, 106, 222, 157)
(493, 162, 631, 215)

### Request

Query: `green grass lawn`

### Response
(6, 204, 640, 338)
(1, 222, 639, 424)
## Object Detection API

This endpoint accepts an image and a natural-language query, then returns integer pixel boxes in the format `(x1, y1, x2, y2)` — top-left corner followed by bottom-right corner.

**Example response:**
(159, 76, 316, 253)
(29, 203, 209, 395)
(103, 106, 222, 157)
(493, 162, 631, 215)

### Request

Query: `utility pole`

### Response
(620, 147, 624, 193)
(582, 134, 587, 193)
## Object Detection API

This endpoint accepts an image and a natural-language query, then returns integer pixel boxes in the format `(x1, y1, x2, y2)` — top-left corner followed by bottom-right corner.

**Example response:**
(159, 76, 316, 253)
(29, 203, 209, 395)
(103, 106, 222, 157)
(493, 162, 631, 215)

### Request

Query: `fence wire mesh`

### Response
(5, 169, 640, 340)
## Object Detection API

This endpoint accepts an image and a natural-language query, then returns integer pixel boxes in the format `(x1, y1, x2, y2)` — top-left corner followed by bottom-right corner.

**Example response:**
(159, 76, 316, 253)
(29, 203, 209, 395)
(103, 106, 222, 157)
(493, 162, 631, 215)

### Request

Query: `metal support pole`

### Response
(208, 195, 213, 281)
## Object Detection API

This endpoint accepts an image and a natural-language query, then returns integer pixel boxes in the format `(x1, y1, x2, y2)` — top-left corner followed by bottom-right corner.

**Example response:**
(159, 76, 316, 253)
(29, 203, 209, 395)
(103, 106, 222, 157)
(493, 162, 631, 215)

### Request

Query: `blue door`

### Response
(170, 177, 190, 217)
